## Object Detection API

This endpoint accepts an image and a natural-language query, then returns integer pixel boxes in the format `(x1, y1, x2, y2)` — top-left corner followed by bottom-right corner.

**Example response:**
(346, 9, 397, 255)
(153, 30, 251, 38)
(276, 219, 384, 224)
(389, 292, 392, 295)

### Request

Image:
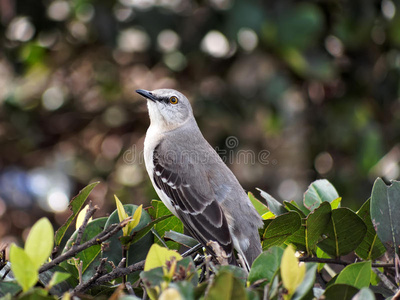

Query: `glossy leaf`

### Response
(262, 211, 302, 249)
(256, 188, 288, 216)
(115, 195, 130, 236)
(303, 179, 339, 211)
(61, 217, 108, 277)
(47, 272, 71, 289)
(330, 197, 342, 209)
(355, 198, 386, 260)
(248, 246, 284, 285)
(370, 178, 400, 255)
(0, 282, 22, 297)
(148, 200, 184, 250)
(103, 204, 153, 283)
(164, 230, 199, 248)
(318, 208, 367, 257)
(55, 182, 99, 246)
(323, 284, 359, 300)
(281, 245, 306, 296)
(24, 217, 54, 269)
(144, 244, 182, 271)
(335, 261, 371, 289)
(9, 244, 38, 292)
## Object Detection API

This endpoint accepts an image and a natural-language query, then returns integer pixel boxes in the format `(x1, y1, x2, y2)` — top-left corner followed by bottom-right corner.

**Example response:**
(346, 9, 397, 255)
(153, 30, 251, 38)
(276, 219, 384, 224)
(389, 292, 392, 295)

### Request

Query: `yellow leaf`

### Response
(76, 204, 92, 230)
(115, 195, 129, 236)
(261, 211, 275, 220)
(159, 287, 182, 300)
(127, 205, 143, 234)
(144, 244, 182, 271)
(281, 245, 306, 296)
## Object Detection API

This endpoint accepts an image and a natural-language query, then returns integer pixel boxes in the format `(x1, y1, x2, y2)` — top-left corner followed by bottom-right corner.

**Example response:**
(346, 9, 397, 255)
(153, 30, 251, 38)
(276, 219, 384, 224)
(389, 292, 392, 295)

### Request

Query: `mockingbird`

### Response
(136, 88, 263, 270)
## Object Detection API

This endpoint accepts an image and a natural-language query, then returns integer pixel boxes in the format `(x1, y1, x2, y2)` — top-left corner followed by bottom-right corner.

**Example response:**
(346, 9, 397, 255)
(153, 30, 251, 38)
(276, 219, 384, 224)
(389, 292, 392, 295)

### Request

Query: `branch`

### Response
(299, 256, 395, 268)
(70, 260, 146, 294)
(74, 201, 98, 248)
(39, 218, 131, 273)
(70, 258, 107, 296)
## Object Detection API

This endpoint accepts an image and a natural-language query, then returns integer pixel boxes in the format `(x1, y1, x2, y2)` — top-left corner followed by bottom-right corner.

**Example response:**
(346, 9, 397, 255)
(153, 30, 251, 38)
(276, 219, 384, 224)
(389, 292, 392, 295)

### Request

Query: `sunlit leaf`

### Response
(281, 245, 306, 296)
(76, 204, 92, 230)
(9, 244, 38, 292)
(144, 244, 182, 271)
(25, 217, 54, 269)
(335, 261, 371, 289)
(303, 179, 339, 211)
(248, 192, 269, 216)
(115, 195, 129, 236)
(55, 182, 99, 246)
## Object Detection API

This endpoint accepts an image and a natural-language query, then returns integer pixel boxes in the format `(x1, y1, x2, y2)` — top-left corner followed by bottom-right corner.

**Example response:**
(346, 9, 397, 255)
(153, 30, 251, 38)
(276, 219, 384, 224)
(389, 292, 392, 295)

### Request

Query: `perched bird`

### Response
(136, 88, 263, 270)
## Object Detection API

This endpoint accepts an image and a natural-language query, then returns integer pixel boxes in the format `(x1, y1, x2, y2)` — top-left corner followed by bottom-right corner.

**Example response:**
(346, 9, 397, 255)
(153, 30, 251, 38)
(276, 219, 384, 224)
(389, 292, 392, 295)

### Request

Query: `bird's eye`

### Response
(169, 96, 178, 104)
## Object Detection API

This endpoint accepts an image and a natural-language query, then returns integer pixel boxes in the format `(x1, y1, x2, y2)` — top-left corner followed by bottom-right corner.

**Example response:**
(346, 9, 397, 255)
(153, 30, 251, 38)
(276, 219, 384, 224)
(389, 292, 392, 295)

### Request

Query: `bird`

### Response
(136, 88, 263, 270)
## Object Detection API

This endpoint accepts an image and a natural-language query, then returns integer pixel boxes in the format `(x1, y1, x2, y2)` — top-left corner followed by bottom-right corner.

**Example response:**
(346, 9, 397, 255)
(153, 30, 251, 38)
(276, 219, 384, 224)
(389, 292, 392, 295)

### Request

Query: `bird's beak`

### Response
(136, 89, 158, 102)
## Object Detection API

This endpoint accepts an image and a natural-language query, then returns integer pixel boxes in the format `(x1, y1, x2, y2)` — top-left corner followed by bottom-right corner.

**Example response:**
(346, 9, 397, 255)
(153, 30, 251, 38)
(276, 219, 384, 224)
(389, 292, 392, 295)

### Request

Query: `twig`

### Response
(71, 260, 146, 294)
(71, 258, 108, 296)
(182, 243, 202, 257)
(299, 256, 395, 268)
(74, 202, 98, 248)
(39, 218, 131, 273)
(125, 282, 135, 295)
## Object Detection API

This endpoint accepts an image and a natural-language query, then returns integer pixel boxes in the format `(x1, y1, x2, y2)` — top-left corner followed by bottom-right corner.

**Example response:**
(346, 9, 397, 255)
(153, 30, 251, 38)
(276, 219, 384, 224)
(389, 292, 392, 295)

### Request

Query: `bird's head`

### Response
(136, 88, 194, 130)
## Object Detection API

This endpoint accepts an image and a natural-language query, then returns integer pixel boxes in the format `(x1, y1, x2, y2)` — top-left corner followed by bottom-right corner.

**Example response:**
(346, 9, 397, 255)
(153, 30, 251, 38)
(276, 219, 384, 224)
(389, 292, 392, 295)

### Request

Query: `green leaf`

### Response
(262, 211, 302, 250)
(0, 282, 22, 297)
(38, 265, 77, 297)
(140, 257, 197, 299)
(248, 192, 269, 216)
(303, 179, 339, 211)
(25, 218, 54, 269)
(281, 245, 306, 296)
(355, 198, 386, 260)
(317, 208, 367, 257)
(61, 217, 108, 277)
(256, 188, 288, 216)
(335, 261, 371, 289)
(55, 182, 99, 246)
(216, 265, 248, 286)
(205, 270, 247, 300)
(103, 204, 153, 283)
(248, 246, 284, 285)
(9, 244, 38, 292)
(323, 284, 359, 300)
(292, 264, 318, 300)
(148, 200, 184, 250)
(352, 287, 375, 300)
(370, 178, 400, 255)
(47, 272, 71, 290)
(164, 231, 199, 248)
(144, 244, 182, 271)
(283, 201, 306, 218)
(305, 202, 331, 254)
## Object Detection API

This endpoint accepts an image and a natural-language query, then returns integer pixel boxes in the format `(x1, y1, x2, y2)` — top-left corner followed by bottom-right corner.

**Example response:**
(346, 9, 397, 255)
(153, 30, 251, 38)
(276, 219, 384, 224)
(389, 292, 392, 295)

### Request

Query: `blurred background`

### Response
(1, 0, 400, 245)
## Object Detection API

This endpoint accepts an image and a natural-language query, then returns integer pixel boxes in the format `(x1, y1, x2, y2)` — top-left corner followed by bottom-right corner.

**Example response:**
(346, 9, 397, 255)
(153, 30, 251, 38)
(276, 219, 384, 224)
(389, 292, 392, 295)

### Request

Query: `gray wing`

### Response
(152, 144, 236, 264)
